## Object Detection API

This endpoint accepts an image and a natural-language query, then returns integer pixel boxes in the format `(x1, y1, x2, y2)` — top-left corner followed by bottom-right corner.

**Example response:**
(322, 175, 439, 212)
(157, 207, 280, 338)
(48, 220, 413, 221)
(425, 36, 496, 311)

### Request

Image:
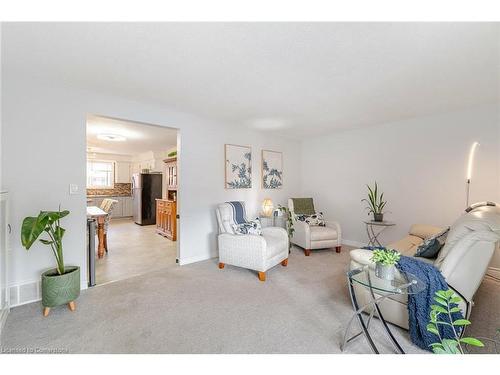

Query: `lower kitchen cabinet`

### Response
(86, 196, 133, 218)
(156, 199, 177, 241)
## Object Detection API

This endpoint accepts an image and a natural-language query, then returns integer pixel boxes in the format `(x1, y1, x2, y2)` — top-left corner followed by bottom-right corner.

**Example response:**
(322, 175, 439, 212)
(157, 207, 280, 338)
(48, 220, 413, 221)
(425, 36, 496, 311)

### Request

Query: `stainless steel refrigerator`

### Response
(132, 172, 163, 225)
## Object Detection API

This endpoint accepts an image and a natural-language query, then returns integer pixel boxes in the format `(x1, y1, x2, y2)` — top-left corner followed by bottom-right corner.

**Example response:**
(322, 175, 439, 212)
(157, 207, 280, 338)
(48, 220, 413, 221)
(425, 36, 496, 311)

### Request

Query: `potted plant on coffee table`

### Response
(21, 208, 80, 316)
(362, 182, 387, 222)
(370, 248, 401, 280)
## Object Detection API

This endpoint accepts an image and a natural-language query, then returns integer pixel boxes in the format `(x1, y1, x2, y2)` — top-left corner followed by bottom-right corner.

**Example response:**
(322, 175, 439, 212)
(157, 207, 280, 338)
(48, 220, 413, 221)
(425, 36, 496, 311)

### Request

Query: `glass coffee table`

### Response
(341, 265, 426, 354)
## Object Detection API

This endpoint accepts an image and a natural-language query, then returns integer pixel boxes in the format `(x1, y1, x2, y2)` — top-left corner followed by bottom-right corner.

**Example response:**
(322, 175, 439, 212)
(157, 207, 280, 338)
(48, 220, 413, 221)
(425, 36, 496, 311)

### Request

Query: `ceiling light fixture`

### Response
(97, 133, 126, 142)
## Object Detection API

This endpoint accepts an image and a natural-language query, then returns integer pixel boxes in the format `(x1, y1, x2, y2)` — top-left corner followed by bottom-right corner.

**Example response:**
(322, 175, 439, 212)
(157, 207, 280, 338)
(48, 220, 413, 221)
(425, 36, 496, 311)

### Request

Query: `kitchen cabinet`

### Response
(164, 157, 177, 190)
(115, 162, 131, 183)
(122, 197, 133, 217)
(156, 199, 177, 241)
(86, 196, 133, 218)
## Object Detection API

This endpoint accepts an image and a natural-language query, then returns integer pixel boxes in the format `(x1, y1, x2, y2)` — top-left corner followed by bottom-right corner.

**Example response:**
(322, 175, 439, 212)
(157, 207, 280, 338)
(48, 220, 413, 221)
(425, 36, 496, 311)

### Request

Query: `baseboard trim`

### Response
(342, 239, 366, 248)
(9, 278, 88, 308)
(179, 253, 217, 266)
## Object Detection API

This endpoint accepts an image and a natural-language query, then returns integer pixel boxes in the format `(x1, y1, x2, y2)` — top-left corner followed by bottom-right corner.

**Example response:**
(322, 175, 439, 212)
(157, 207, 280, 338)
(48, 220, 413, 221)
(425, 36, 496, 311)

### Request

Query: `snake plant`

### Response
(361, 182, 387, 215)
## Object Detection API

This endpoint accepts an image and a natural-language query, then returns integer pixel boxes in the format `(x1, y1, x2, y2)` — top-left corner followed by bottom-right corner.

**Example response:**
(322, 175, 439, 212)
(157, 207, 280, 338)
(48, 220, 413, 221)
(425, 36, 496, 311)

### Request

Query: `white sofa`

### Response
(349, 204, 500, 329)
(216, 202, 289, 281)
(288, 198, 342, 256)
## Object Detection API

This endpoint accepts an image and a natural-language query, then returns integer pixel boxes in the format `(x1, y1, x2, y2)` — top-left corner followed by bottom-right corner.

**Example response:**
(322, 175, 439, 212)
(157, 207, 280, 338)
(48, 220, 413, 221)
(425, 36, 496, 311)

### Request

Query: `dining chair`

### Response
(100, 198, 119, 252)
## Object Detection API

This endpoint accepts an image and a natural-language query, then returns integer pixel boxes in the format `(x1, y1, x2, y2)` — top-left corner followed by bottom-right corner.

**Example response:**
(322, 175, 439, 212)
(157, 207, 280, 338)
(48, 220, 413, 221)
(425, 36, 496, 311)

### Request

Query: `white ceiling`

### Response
(86, 115, 177, 155)
(3, 23, 499, 138)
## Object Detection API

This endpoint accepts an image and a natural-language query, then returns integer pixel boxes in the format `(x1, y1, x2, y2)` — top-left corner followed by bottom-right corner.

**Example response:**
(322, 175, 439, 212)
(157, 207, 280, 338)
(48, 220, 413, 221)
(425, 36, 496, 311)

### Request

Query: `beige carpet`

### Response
(1, 245, 498, 354)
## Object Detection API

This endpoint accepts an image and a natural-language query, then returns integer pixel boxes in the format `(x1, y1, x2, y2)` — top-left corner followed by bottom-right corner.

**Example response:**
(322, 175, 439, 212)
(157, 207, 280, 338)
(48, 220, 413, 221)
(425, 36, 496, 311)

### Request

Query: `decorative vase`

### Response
(375, 263, 395, 280)
(373, 213, 384, 222)
(41, 266, 80, 309)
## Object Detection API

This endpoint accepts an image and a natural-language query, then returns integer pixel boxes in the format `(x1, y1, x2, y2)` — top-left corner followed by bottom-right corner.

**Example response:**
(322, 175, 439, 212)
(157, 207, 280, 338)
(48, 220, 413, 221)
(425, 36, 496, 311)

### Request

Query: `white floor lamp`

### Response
(466, 142, 480, 208)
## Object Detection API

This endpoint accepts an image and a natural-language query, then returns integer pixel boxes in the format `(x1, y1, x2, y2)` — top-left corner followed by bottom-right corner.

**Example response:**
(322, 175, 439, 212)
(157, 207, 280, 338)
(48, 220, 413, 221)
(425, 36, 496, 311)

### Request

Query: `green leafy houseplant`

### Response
(361, 182, 387, 222)
(370, 248, 400, 266)
(427, 289, 484, 354)
(21, 209, 69, 275)
(277, 205, 294, 250)
(370, 248, 400, 280)
(21, 208, 80, 315)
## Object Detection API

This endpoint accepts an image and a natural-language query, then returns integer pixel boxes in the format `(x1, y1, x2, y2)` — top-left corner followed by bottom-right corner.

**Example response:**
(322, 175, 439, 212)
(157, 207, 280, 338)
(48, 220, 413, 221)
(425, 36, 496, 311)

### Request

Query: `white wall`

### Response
(88, 152, 133, 162)
(1, 75, 301, 290)
(301, 106, 500, 252)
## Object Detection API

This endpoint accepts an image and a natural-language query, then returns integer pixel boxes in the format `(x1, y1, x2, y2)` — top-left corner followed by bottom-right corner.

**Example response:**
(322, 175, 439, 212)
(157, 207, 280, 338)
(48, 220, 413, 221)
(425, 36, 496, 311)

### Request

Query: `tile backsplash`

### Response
(87, 183, 132, 197)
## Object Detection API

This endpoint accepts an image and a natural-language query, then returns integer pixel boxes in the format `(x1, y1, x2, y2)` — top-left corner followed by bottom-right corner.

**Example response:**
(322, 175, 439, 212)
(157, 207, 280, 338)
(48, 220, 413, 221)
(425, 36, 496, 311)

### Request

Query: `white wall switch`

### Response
(69, 184, 79, 195)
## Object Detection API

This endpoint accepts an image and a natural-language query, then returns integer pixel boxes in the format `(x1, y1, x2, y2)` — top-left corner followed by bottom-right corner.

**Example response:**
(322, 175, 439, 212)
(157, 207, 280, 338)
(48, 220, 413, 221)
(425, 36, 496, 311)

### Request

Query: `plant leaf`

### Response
(452, 319, 471, 326)
(431, 305, 448, 314)
(433, 297, 448, 306)
(441, 339, 461, 354)
(21, 214, 49, 249)
(459, 337, 484, 347)
(427, 323, 439, 335)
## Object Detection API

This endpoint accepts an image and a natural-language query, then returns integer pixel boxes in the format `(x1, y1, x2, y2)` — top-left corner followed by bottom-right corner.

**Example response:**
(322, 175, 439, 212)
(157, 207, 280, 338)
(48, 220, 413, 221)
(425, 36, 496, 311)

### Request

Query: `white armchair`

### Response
(216, 202, 289, 281)
(288, 198, 342, 256)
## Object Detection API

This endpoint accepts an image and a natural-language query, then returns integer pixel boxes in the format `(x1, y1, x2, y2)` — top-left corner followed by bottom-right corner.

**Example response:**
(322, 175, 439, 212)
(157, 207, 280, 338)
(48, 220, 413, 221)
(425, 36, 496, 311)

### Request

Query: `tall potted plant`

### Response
(362, 182, 387, 222)
(21, 208, 80, 316)
(277, 205, 294, 251)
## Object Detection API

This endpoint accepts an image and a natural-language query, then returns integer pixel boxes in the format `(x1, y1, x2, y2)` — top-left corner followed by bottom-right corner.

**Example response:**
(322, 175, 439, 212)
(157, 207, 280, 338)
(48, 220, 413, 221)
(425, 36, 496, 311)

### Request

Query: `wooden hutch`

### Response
(156, 157, 177, 241)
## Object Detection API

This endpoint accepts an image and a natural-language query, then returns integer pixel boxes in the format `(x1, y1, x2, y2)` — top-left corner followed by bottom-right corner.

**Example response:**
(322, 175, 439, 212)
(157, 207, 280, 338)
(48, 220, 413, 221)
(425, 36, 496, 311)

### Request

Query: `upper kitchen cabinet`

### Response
(164, 157, 177, 190)
(115, 161, 131, 183)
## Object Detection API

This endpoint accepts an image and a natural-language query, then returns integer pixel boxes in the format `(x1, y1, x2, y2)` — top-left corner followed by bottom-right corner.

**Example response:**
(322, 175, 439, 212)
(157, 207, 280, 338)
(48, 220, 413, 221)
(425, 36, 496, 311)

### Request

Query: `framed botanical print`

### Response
(262, 150, 283, 189)
(225, 144, 252, 189)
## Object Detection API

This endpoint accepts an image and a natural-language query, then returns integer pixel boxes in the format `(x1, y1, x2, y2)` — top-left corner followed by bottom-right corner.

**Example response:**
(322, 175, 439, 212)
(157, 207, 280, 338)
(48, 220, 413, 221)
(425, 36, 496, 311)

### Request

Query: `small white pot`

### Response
(375, 263, 396, 280)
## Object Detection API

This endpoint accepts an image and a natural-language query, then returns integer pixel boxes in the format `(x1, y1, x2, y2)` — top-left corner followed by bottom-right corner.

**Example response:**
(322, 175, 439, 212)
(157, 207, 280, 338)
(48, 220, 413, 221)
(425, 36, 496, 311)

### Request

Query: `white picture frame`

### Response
(225, 144, 252, 189)
(261, 150, 283, 189)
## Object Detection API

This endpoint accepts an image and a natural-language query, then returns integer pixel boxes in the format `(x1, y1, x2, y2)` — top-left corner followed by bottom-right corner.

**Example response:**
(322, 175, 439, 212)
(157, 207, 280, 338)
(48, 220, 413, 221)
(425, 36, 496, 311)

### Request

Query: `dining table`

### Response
(86, 206, 108, 258)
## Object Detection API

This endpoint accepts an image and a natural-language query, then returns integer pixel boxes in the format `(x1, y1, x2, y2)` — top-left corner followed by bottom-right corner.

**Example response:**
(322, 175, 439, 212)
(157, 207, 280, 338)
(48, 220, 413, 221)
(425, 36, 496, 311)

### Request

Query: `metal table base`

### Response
(341, 267, 416, 354)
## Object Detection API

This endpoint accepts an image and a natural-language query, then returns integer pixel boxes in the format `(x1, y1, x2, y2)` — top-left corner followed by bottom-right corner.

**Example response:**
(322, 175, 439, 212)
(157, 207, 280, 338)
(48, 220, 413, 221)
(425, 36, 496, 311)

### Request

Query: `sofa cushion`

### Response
(409, 224, 444, 240)
(388, 235, 424, 256)
(310, 225, 337, 241)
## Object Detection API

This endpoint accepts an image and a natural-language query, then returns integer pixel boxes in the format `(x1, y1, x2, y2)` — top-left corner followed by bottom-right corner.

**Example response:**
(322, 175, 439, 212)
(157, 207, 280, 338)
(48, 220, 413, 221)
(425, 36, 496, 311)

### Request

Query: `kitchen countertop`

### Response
(87, 195, 132, 198)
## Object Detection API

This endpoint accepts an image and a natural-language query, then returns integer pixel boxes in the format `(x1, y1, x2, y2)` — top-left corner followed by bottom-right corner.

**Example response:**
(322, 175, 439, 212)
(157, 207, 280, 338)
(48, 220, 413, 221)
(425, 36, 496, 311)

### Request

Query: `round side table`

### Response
(341, 265, 426, 354)
(363, 220, 395, 247)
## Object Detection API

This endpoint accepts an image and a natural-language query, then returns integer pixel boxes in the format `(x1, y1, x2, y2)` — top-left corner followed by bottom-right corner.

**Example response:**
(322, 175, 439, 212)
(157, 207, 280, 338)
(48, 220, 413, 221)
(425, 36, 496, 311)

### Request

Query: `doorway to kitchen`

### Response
(86, 115, 180, 286)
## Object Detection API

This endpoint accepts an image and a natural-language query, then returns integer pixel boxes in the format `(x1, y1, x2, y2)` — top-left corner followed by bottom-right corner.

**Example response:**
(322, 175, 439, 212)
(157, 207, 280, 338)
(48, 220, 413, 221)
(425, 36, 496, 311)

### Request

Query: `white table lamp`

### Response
(262, 198, 274, 217)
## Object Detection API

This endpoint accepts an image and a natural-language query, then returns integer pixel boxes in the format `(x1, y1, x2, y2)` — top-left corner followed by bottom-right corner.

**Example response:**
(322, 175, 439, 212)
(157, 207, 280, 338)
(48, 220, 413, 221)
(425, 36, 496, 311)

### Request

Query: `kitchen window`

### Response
(87, 160, 115, 188)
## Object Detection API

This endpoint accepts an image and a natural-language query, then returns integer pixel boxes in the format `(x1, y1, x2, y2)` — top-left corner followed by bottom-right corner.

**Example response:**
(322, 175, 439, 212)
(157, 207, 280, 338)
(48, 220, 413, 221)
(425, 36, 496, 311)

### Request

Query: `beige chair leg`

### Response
(68, 301, 76, 311)
(43, 307, 50, 317)
(336, 246, 341, 253)
(281, 258, 288, 266)
(218, 262, 225, 269)
(258, 271, 266, 282)
(304, 249, 311, 256)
